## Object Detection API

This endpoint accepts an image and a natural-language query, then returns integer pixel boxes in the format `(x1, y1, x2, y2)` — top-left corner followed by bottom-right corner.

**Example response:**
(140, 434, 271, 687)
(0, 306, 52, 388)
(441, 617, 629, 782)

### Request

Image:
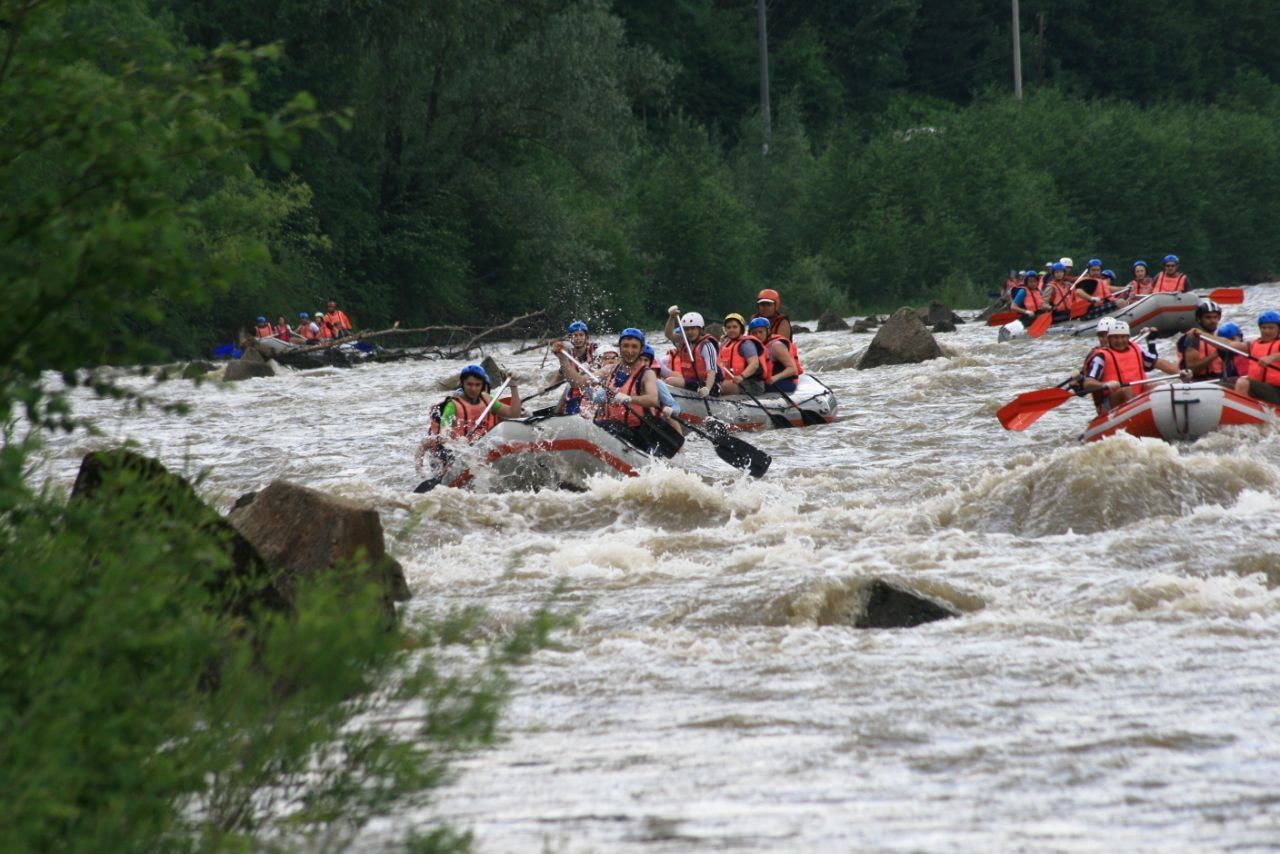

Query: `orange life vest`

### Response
(1015, 285, 1044, 313)
(760, 335, 803, 384)
(1180, 333, 1223, 378)
(254, 323, 273, 338)
(1099, 345, 1148, 386)
(316, 321, 334, 340)
(326, 309, 352, 331)
(1128, 276, 1155, 296)
(1152, 272, 1187, 293)
(599, 363, 650, 429)
(1045, 278, 1073, 311)
(669, 335, 721, 386)
(751, 313, 790, 339)
(719, 336, 758, 376)
(1247, 338, 1280, 385)
(432, 394, 500, 440)
(299, 323, 316, 341)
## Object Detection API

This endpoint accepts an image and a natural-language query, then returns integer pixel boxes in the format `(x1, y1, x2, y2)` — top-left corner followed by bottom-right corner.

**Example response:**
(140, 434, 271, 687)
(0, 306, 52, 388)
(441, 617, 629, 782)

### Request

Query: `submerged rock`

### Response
(850, 318, 875, 334)
(223, 359, 275, 382)
(817, 311, 849, 332)
(932, 320, 958, 333)
(853, 580, 958, 629)
(919, 301, 964, 326)
(182, 361, 214, 379)
(857, 307, 945, 370)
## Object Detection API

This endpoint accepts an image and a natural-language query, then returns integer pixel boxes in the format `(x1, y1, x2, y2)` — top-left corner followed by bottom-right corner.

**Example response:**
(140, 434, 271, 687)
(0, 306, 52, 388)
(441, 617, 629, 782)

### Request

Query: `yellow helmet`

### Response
(724, 312, 747, 326)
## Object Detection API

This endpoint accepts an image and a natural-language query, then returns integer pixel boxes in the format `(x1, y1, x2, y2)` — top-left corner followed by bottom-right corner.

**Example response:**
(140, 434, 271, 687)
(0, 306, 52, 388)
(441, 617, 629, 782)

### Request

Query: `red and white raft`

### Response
(667, 373, 838, 430)
(1081, 382, 1280, 443)
(430, 415, 657, 491)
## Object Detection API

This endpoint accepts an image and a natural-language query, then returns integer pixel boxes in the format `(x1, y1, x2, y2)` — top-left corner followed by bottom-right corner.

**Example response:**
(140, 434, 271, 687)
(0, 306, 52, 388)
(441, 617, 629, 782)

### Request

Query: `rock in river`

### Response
(857, 306, 945, 370)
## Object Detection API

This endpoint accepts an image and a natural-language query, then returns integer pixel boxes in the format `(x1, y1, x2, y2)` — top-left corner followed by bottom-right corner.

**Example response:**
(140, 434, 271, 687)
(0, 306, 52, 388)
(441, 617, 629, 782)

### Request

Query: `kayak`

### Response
(998, 292, 1199, 342)
(427, 415, 660, 491)
(667, 374, 838, 430)
(1080, 382, 1280, 443)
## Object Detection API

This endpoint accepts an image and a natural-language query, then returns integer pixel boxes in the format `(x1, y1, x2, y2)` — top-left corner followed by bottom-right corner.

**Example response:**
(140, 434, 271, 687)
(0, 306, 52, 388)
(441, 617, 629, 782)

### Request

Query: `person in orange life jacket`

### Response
(663, 307, 721, 396)
(1069, 318, 1152, 403)
(253, 316, 273, 338)
(433, 364, 522, 439)
(1043, 262, 1074, 322)
(295, 312, 317, 341)
(559, 343, 617, 416)
(553, 321, 599, 413)
(1100, 269, 1128, 307)
(1175, 300, 1224, 380)
(273, 315, 291, 340)
(1232, 311, 1280, 404)
(314, 311, 335, 340)
(1152, 254, 1189, 293)
(640, 344, 683, 434)
(324, 301, 353, 337)
(1001, 270, 1020, 299)
(1010, 270, 1046, 324)
(1071, 262, 1119, 319)
(718, 312, 765, 395)
(1080, 321, 1188, 412)
(1126, 260, 1155, 297)
(752, 289, 792, 340)
(554, 328, 669, 455)
(748, 317, 803, 394)
(1211, 322, 1250, 381)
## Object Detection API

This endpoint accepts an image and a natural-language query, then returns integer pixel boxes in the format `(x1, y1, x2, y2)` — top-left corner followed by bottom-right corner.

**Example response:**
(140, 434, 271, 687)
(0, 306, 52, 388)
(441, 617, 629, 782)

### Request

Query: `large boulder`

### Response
(853, 580, 958, 629)
(919, 301, 964, 326)
(228, 481, 410, 619)
(182, 361, 214, 380)
(857, 306, 945, 370)
(223, 359, 275, 382)
(791, 325, 812, 335)
(816, 311, 849, 332)
(932, 320, 958, 334)
(480, 356, 507, 387)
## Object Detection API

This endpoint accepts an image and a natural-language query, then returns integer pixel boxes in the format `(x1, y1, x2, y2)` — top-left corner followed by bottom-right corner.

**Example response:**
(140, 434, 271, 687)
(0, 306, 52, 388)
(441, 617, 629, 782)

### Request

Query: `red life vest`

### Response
(600, 363, 649, 429)
(760, 335, 803, 383)
(1099, 345, 1148, 386)
(254, 323, 273, 338)
(326, 309, 352, 331)
(1180, 333, 1223, 378)
(1246, 338, 1280, 385)
(1152, 272, 1187, 293)
(719, 336, 756, 376)
(432, 394, 500, 440)
(1128, 276, 1155, 296)
(669, 335, 721, 386)
(1016, 285, 1044, 313)
(1045, 278, 1072, 311)
(274, 324, 290, 340)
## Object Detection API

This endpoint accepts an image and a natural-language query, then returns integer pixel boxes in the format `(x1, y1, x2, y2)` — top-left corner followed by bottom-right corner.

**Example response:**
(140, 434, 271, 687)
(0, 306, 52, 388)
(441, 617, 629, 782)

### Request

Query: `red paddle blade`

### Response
(1026, 312, 1054, 338)
(1207, 288, 1244, 304)
(996, 387, 1074, 431)
(987, 310, 1021, 326)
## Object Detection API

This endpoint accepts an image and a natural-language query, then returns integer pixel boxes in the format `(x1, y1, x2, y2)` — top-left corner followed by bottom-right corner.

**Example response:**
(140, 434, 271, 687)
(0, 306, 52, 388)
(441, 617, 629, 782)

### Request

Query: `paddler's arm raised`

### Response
(663, 305, 682, 345)
(551, 341, 592, 388)
(498, 376, 523, 419)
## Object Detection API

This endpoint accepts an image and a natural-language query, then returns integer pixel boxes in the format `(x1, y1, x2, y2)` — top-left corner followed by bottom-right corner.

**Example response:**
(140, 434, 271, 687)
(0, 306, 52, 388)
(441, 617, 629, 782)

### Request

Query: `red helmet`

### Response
(756, 288, 780, 305)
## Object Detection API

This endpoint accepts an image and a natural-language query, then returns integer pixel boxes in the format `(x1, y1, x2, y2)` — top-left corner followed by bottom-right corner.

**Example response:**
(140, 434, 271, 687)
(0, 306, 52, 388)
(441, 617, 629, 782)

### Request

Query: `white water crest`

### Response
(31, 283, 1280, 851)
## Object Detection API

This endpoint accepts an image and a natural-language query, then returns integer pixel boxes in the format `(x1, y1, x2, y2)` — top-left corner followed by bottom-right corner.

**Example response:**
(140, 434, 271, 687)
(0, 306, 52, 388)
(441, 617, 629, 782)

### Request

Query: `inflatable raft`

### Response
(667, 374, 838, 430)
(999, 292, 1199, 342)
(426, 415, 659, 491)
(1080, 382, 1280, 443)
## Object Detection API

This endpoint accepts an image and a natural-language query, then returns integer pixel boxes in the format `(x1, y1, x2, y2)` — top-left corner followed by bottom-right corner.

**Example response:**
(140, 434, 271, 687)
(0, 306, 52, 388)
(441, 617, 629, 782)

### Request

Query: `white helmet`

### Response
(1095, 317, 1115, 336)
(1110, 320, 1130, 336)
(1059, 257, 1074, 268)
(680, 311, 705, 328)
(597, 344, 620, 358)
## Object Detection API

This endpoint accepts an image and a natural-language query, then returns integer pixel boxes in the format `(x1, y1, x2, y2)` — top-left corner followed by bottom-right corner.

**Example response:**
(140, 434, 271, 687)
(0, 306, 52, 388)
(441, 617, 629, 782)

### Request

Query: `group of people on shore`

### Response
(422, 289, 804, 459)
(1004, 255, 1190, 325)
(252, 301, 353, 344)
(1071, 300, 1280, 411)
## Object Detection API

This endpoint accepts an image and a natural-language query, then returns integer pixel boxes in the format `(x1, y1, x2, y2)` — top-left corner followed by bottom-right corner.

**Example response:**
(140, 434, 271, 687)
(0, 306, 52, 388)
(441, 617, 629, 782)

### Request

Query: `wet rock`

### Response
(223, 359, 275, 382)
(71, 449, 287, 619)
(229, 481, 410, 619)
(182, 360, 214, 379)
(932, 320, 958, 333)
(239, 345, 265, 364)
(856, 307, 945, 370)
(850, 318, 875, 334)
(816, 311, 849, 332)
(791, 325, 812, 335)
(481, 355, 507, 387)
(919, 301, 964, 326)
(853, 580, 958, 629)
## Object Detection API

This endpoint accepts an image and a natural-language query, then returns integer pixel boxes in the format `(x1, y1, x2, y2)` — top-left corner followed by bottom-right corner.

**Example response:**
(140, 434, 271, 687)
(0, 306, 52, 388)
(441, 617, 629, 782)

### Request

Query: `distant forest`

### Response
(9, 0, 1280, 357)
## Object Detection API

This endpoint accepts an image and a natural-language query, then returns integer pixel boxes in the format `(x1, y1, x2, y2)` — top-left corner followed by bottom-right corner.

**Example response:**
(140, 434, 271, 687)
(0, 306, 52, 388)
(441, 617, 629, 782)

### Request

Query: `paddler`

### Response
(1126, 260, 1155, 297)
(1043, 262, 1074, 323)
(748, 317, 803, 393)
(1213, 323, 1250, 381)
(253, 316, 273, 338)
(273, 315, 291, 340)
(416, 364, 524, 472)
(295, 312, 317, 341)
(664, 307, 721, 397)
(1010, 269, 1046, 325)
(718, 312, 765, 395)
(1070, 262, 1117, 319)
(1080, 321, 1188, 412)
(1152, 254, 1189, 293)
(324, 301, 353, 337)
(641, 344, 683, 431)
(553, 321, 599, 412)
(1232, 311, 1280, 404)
(1176, 299, 1224, 380)
(1100, 269, 1128, 307)
(554, 328, 677, 457)
(752, 289, 793, 340)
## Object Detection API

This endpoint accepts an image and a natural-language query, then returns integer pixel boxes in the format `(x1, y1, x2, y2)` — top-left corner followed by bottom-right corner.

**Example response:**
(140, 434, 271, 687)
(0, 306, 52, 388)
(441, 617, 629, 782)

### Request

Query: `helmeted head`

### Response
(459, 364, 491, 399)
(1095, 317, 1115, 339)
(1087, 258, 1102, 272)
(1217, 321, 1243, 340)
(1132, 260, 1148, 278)
(618, 327, 645, 360)
(300, 312, 310, 319)
(1023, 270, 1039, 283)
(1060, 257, 1074, 269)
(1163, 254, 1180, 271)
(1051, 262, 1066, 276)
(680, 311, 705, 342)
(638, 344, 654, 362)
(1108, 320, 1132, 348)
(1102, 269, 1117, 282)
(724, 312, 747, 338)
(256, 316, 267, 324)
(748, 316, 771, 340)
(756, 289, 781, 317)
(567, 320, 589, 348)
(1259, 310, 1280, 339)
(1196, 299, 1222, 332)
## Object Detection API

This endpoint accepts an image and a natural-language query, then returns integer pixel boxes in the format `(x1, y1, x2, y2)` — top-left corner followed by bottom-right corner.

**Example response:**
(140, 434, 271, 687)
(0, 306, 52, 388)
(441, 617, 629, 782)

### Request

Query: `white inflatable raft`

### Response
(998, 292, 1199, 342)
(667, 373, 838, 430)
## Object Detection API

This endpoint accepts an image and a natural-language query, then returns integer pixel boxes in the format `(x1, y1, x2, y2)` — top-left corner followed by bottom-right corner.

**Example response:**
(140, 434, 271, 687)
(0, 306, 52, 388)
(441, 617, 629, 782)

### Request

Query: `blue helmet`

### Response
(1023, 270, 1039, 280)
(567, 320, 588, 334)
(1101, 269, 1116, 280)
(1088, 258, 1102, 268)
(1259, 310, 1280, 326)
(1132, 260, 1148, 270)
(619, 327, 645, 344)
(642, 345, 656, 359)
(748, 317, 771, 331)
(1163, 254, 1180, 264)
(459, 364, 490, 386)
(1051, 262, 1065, 272)
(257, 316, 267, 323)
(1217, 322, 1242, 339)
(300, 311, 310, 319)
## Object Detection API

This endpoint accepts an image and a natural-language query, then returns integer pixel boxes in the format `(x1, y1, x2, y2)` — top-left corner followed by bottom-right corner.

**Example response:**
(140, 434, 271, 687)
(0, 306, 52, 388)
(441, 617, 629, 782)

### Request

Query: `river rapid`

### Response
(31, 284, 1280, 852)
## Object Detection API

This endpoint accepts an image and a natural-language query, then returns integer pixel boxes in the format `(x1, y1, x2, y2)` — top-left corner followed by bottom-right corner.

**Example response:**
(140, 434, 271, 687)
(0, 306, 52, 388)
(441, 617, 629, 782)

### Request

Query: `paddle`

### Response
(522, 379, 566, 403)
(987, 310, 1022, 326)
(998, 373, 1178, 431)
(681, 419, 771, 478)
(774, 385, 826, 427)
(1206, 287, 1244, 305)
(738, 382, 793, 429)
(414, 377, 511, 492)
(1026, 312, 1054, 338)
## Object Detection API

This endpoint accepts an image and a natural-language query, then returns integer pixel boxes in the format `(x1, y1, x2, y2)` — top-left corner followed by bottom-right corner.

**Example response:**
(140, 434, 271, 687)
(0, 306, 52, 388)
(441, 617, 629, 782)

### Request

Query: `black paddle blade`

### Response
(714, 435, 771, 478)
(413, 477, 441, 493)
(799, 409, 826, 427)
(768, 411, 793, 428)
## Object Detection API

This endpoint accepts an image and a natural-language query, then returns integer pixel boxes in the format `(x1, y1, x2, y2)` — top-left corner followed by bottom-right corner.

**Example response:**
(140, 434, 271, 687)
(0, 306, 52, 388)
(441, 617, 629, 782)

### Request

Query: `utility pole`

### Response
(758, 0, 771, 154)
(1011, 0, 1023, 100)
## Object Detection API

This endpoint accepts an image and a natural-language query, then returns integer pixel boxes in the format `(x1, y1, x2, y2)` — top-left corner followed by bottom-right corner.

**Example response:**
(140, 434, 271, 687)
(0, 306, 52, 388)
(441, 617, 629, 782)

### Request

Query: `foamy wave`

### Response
(1105, 572, 1280, 620)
